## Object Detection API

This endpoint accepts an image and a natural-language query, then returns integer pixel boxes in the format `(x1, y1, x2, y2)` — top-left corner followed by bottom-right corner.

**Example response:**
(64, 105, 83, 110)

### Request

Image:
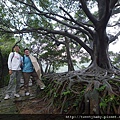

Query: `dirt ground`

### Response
(16, 98, 45, 114)
(15, 97, 58, 114)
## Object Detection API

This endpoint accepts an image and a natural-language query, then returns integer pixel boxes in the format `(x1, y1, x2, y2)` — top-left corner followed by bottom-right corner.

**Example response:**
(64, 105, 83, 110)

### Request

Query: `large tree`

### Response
(0, 0, 119, 69)
(0, 0, 120, 114)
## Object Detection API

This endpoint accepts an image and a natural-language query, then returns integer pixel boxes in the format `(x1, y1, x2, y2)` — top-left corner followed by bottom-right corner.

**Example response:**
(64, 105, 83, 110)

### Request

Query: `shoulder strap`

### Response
(22, 55, 25, 63)
(11, 52, 15, 62)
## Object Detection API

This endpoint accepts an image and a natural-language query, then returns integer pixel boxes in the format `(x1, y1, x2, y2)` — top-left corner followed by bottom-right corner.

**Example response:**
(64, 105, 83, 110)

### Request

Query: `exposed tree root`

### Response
(38, 65, 120, 114)
(17, 66, 120, 114)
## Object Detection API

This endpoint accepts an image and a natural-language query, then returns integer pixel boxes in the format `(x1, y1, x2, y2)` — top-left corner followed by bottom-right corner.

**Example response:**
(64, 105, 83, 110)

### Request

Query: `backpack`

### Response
(11, 52, 15, 62)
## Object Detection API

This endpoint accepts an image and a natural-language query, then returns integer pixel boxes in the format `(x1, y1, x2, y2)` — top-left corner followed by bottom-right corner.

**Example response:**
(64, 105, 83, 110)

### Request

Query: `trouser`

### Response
(5, 70, 22, 95)
(23, 71, 45, 92)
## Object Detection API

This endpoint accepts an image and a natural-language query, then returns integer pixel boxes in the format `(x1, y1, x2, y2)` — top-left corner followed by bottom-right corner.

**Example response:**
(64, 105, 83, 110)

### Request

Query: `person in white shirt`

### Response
(4, 45, 22, 100)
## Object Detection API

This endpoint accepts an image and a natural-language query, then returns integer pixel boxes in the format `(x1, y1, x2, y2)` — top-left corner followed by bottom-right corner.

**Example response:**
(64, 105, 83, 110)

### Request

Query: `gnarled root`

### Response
(38, 66, 120, 114)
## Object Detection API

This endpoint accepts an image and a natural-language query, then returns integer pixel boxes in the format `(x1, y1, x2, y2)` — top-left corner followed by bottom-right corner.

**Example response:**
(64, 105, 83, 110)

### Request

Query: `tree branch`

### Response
(59, 6, 94, 39)
(100, 0, 112, 28)
(0, 27, 93, 58)
(13, 0, 93, 40)
(109, 31, 120, 44)
(79, 0, 98, 26)
(110, 0, 119, 9)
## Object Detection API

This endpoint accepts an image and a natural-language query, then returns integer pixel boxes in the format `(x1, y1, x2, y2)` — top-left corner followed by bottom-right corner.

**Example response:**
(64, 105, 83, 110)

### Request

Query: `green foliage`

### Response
(80, 57, 90, 64)
(62, 90, 71, 96)
(109, 79, 120, 86)
(109, 51, 120, 68)
(0, 35, 16, 55)
(100, 100, 107, 109)
(39, 0, 51, 10)
(100, 95, 119, 109)
(53, 92, 58, 98)
(0, 0, 119, 74)
(75, 8, 87, 20)
(96, 85, 106, 92)
(73, 88, 86, 107)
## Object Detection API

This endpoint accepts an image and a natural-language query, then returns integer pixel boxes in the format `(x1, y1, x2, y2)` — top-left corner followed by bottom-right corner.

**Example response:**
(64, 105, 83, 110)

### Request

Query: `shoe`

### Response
(41, 86, 45, 90)
(14, 93, 20, 98)
(25, 92, 30, 96)
(4, 94, 10, 100)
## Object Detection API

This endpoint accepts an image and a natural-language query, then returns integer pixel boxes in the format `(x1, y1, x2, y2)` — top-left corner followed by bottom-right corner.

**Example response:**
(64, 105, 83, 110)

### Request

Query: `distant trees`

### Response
(0, 35, 16, 87)
(0, 0, 119, 71)
(0, 0, 120, 114)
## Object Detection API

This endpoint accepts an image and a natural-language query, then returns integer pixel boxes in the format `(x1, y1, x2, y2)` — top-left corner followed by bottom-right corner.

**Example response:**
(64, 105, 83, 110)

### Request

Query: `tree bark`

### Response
(65, 37, 74, 71)
(93, 30, 111, 69)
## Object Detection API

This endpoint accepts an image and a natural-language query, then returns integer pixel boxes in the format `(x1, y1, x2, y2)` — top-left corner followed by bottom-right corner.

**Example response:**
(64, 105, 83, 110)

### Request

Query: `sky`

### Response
(109, 39, 120, 53)
(91, 6, 120, 53)
(107, 12, 120, 53)
(108, 24, 120, 53)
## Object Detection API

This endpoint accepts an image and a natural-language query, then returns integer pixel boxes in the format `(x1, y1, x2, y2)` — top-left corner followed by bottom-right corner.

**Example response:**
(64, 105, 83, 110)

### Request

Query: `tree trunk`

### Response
(93, 30, 111, 69)
(0, 49, 4, 87)
(65, 37, 74, 71)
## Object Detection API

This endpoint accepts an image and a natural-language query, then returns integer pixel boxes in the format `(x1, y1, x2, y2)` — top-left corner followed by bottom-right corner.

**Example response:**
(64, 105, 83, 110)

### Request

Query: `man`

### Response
(4, 45, 22, 100)
(22, 48, 45, 96)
